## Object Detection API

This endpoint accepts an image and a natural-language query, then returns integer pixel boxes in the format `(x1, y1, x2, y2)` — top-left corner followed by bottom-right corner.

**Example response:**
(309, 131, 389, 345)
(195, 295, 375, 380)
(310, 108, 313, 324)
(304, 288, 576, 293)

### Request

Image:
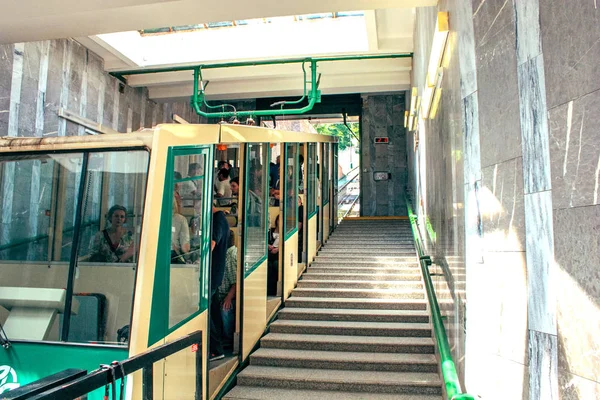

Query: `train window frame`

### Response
(148, 145, 214, 346)
(322, 143, 330, 206)
(0, 147, 150, 347)
(284, 143, 299, 239)
(243, 143, 269, 277)
(307, 142, 318, 218)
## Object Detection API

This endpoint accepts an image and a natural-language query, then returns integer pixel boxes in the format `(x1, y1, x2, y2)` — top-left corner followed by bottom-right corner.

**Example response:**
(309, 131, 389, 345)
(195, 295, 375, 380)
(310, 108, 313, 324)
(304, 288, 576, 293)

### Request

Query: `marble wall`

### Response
(360, 94, 408, 216)
(541, 2, 600, 398)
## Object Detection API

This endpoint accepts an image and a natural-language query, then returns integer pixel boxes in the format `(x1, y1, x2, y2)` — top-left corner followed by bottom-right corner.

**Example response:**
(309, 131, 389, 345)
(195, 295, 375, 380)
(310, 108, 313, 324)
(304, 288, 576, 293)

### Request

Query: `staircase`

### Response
(225, 219, 442, 399)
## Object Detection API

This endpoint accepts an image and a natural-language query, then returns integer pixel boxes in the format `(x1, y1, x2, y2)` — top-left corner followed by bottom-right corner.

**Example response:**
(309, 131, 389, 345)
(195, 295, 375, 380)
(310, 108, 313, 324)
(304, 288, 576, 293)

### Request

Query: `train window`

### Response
(244, 143, 269, 274)
(0, 150, 149, 344)
(284, 143, 298, 236)
(323, 143, 330, 205)
(307, 143, 317, 216)
(168, 153, 207, 329)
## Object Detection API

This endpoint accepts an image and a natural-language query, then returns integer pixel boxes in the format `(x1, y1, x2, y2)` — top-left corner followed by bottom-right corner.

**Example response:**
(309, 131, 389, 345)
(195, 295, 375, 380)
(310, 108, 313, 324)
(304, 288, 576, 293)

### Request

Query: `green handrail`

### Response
(405, 198, 474, 400)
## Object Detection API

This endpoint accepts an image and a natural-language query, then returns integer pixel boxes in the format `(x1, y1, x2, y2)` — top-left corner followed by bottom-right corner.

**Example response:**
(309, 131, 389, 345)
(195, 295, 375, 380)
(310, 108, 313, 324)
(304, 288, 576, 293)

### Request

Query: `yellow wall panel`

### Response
(242, 260, 267, 360)
(283, 232, 298, 300)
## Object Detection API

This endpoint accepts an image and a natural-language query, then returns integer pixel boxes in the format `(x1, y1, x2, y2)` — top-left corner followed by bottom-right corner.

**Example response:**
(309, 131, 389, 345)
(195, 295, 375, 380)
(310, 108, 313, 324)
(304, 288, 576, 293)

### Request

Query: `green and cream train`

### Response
(0, 123, 338, 399)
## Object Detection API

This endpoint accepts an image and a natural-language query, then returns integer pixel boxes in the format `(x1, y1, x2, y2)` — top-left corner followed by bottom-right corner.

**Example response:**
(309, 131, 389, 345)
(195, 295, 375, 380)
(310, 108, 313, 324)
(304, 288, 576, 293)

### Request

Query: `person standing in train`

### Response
(210, 206, 229, 361)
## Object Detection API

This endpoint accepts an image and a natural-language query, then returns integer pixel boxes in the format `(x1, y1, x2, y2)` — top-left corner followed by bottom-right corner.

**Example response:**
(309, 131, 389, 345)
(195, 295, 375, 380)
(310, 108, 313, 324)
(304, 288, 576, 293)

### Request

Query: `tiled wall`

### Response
(408, 1, 600, 398)
(0, 39, 201, 139)
(541, 2, 600, 398)
(360, 94, 408, 216)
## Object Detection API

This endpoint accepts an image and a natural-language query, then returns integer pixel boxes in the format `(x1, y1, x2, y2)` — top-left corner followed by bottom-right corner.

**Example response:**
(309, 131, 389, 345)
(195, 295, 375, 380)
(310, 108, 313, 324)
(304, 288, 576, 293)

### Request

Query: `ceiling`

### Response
(1, 0, 436, 102)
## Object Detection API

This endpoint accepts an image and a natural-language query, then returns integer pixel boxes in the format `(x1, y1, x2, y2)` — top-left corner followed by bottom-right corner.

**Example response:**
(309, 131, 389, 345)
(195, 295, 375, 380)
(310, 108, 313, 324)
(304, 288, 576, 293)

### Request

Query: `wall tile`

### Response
(463, 93, 481, 184)
(540, 1, 600, 109)
(465, 350, 529, 399)
(474, 15, 522, 167)
(481, 157, 526, 252)
(548, 89, 600, 209)
(555, 205, 600, 383)
(456, 0, 478, 98)
(529, 330, 558, 400)
(559, 370, 600, 400)
(514, 0, 542, 65)
(524, 190, 556, 334)
(518, 55, 552, 193)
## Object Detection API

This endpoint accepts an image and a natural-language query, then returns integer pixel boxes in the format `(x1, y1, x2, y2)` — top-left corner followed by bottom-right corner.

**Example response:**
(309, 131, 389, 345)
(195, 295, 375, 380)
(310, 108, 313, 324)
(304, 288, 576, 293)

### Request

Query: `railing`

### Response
(337, 167, 360, 222)
(405, 198, 474, 400)
(22, 331, 202, 400)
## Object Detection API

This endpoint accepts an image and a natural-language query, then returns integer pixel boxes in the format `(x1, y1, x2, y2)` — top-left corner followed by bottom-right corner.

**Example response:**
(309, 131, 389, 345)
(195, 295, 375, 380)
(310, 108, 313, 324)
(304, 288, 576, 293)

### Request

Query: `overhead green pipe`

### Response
(110, 53, 412, 79)
(111, 53, 413, 119)
(405, 198, 475, 400)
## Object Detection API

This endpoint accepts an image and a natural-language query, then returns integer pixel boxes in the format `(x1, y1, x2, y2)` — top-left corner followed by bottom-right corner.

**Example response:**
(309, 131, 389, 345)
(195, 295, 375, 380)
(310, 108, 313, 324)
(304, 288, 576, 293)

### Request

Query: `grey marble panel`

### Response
(456, 0, 478, 98)
(529, 330, 558, 400)
(559, 370, 600, 400)
(463, 93, 482, 184)
(524, 190, 556, 334)
(472, 0, 514, 48)
(554, 205, 600, 383)
(548, 89, 600, 209)
(34, 41, 50, 138)
(474, 19, 522, 167)
(540, 1, 600, 109)
(514, 0, 542, 65)
(481, 157, 526, 252)
(43, 40, 64, 137)
(7, 43, 24, 138)
(518, 55, 552, 194)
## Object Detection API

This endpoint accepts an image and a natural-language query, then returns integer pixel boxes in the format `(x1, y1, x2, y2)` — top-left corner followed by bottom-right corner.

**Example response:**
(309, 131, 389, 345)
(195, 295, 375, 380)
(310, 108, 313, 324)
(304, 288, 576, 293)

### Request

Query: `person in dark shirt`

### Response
(210, 206, 230, 360)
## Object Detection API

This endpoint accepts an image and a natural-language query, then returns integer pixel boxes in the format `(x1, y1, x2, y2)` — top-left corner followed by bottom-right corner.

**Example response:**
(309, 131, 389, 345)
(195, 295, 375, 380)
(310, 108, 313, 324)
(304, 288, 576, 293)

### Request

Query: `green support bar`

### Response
(110, 53, 413, 119)
(405, 198, 475, 400)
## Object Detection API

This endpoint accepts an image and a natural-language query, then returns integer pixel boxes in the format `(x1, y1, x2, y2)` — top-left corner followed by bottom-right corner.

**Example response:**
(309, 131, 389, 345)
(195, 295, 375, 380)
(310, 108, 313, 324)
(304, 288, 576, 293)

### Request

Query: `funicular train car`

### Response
(0, 123, 337, 399)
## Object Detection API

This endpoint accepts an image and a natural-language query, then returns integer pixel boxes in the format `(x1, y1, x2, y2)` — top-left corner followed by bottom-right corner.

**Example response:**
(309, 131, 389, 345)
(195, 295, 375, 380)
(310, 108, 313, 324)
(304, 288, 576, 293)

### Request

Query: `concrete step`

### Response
(323, 243, 415, 249)
(277, 308, 430, 323)
(284, 297, 427, 311)
(318, 249, 416, 256)
(269, 320, 432, 337)
(261, 333, 435, 353)
(236, 366, 442, 395)
(315, 256, 418, 263)
(224, 386, 441, 400)
(302, 272, 422, 281)
(296, 279, 423, 290)
(250, 348, 438, 372)
(309, 264, 420, 271)
(291, 288, 425, 300)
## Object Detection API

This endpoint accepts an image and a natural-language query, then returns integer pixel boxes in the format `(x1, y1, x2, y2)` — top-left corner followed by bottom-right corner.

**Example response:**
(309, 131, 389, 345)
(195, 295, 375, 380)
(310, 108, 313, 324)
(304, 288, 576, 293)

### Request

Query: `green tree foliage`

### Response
(315, 123, 359, 151)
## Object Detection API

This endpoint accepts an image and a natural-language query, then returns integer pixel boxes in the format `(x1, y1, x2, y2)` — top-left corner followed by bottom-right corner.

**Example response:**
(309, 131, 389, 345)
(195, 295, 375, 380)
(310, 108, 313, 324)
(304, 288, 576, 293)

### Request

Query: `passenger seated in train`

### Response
(267, 215, 280, 296)
(215, 168, 232, 206)
(89, 205, 135, 263)
(217, 231, 237, 351)
(171, 197, 191, 264)
(173, 171, 183, 211)
(180, 163, 202, 207)
(228, 177, 239, 215)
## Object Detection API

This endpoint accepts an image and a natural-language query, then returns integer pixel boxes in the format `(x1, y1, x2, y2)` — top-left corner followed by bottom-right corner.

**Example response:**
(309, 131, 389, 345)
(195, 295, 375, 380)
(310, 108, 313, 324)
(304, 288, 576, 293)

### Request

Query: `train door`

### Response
(240, 143, 269, 360)
(281, 143, 299, 299)
(144, 145, 214, 400)
(322, 143, 331, 244)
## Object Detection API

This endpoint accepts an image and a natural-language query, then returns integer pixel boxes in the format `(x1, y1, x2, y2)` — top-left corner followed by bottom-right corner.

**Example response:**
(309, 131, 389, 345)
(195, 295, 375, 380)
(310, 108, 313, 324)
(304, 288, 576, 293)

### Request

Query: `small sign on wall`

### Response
(373, 171, 391, 181)
(374, 137, 389, 144)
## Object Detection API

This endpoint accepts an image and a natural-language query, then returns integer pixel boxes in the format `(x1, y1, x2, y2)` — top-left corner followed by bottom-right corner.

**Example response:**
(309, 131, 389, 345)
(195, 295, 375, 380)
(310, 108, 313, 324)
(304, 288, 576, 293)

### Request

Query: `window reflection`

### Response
(244, 143, 268, 273)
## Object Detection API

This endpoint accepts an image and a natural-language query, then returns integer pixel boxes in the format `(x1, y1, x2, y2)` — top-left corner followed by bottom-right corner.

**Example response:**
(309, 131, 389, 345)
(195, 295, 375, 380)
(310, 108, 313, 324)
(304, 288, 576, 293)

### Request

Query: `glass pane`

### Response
(169, 153, 206, 329)
(307, 143, 317, 215)
(69, 150, 149, 345)
(0, 153, 83, 341)
(323, 144, 330, 204)
(244, 143, 268, 273)
(284, 143, 298, 236)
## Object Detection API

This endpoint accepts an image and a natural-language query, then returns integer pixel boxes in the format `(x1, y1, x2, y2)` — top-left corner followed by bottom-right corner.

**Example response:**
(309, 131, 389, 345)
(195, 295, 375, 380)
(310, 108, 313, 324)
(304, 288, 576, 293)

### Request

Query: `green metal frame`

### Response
(148, 145, 213, 346)
(243, 143, 270, 278)
(284, 143, 299, 238)
(110, 54, 412, 119)
(405, 198, 474, 400)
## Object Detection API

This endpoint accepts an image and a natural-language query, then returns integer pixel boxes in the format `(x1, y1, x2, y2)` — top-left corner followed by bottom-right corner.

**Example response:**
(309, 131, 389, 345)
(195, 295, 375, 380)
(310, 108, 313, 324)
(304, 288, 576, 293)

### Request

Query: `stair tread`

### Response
(293, 287, 424, 294)
(298, 279, 423, 284)
(271, 320, 431, 330)
(252, 348, 437, 364)
(286, 297, 427, 304)
(225, 386, 441, 400)
(238, 366, 441, 385)
(262, 332, 434, 346)
(279, 308, 429, 317)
